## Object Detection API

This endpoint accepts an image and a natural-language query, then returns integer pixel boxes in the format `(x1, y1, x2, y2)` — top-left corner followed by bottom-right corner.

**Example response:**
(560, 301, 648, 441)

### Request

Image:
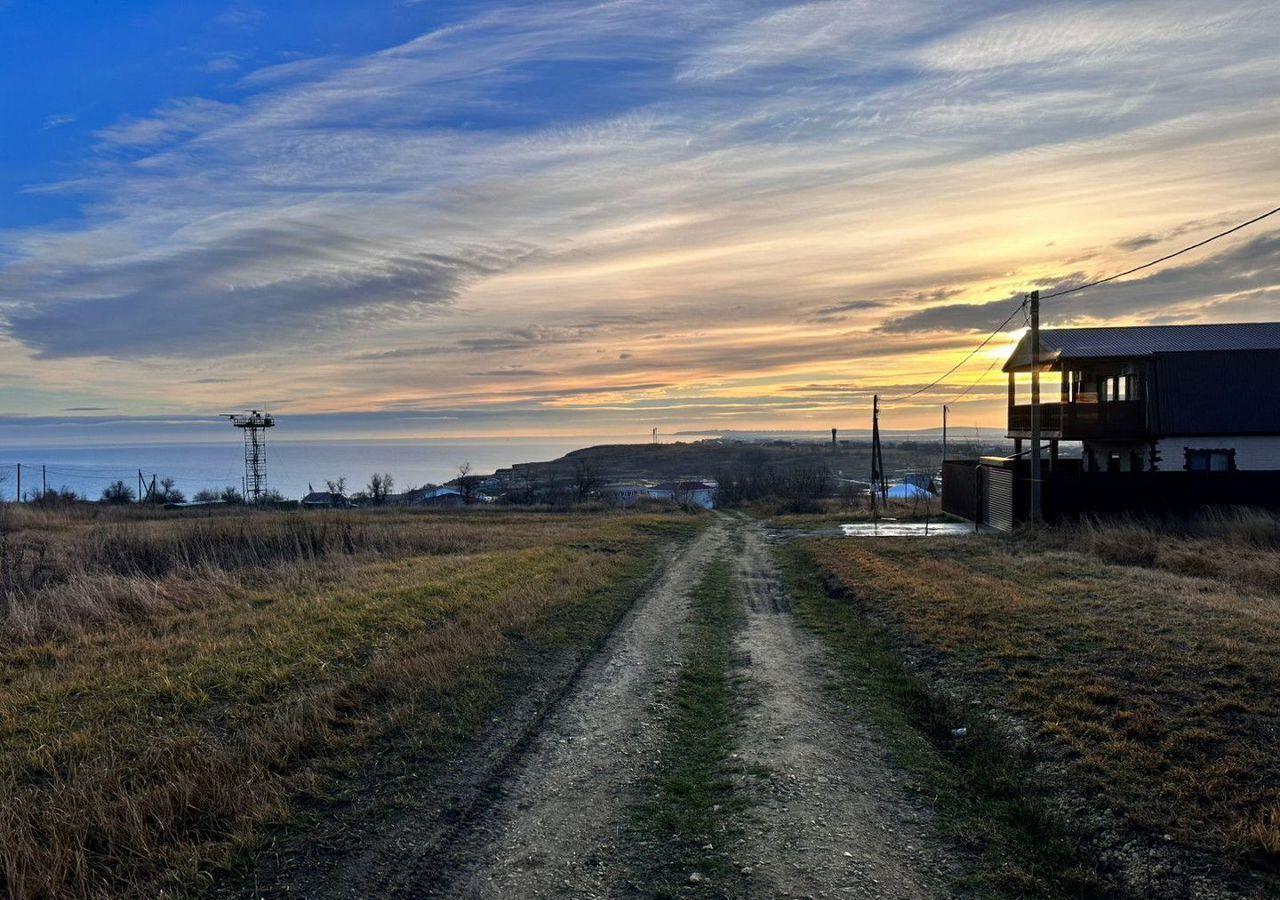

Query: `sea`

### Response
(0, 437, 651, 502)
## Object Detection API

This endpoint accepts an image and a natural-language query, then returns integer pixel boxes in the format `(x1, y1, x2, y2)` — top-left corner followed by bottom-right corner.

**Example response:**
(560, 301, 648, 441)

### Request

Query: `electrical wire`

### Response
(881, 202, 1280, 407)
(944, 353, 1005, 404)
(1040, 203, 1280, 301)
(879, 299, 1026, 405)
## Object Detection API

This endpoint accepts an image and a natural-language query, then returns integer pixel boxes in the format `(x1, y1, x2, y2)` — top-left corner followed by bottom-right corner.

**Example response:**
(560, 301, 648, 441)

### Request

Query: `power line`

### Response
(879, 201, 1280, 407)
(880, 300, 1026, 405)
(944, 353, 1005, 404)
(1041, 203, 1280, 301)
(941, 300, 1031, 404)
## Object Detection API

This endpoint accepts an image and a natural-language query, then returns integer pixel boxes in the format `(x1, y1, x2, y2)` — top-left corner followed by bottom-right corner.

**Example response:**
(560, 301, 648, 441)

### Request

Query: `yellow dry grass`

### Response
(807, 517, 1280, 873)
(0, 506, 693, 898)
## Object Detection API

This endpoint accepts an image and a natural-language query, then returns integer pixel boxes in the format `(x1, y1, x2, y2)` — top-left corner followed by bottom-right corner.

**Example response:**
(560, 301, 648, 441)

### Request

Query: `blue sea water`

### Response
(0, 437, 641, 502)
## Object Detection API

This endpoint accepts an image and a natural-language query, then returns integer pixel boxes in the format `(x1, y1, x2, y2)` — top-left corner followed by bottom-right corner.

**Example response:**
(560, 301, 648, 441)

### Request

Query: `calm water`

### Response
(0, 437, 640, 502)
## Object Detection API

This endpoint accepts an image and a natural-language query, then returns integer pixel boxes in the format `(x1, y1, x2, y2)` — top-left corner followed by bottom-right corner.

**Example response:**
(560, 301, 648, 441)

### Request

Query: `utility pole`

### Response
(870, 395, 887, 516)
(42, 465, 47, 498)
(942, 404, 949, 464)
(15, 463, 20, 502)
(138, 470, 145, 504)
(870, 396, 880, 516)
(1029, 289, 1042, 525)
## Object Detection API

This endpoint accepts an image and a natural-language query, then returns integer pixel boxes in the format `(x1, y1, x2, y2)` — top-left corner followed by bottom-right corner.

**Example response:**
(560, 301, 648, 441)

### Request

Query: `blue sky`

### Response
(0, 3, 453, 224)
(2, 1, 1279, 443)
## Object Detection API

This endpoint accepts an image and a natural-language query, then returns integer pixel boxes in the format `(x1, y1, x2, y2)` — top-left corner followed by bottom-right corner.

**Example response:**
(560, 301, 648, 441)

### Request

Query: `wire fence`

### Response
(0, 462, 247, 503)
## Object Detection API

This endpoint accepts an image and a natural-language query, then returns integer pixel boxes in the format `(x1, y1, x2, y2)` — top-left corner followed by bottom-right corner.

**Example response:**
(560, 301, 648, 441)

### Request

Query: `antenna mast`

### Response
(226, 410, 276, 501)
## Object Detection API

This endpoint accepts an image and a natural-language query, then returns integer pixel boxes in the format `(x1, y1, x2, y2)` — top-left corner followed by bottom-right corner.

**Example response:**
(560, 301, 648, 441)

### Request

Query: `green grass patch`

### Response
(629, 559, 746, 899)
(779, 543, 1117, 899)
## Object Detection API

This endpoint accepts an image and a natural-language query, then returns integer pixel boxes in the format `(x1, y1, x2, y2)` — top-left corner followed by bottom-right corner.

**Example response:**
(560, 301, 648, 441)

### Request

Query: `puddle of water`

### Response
(840, 521, 974, 537)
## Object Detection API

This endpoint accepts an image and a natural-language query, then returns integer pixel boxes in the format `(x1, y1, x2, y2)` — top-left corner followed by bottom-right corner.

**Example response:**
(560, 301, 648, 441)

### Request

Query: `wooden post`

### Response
(942, 404, 949, 463)
(870, 395, 880, 517)
(1029, 290, 1043, 524)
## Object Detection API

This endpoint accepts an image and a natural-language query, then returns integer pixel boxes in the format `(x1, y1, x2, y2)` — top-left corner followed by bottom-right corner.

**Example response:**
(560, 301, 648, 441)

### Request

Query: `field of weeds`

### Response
(0, 504, 697, 898)
(802, 510, 1280, 895)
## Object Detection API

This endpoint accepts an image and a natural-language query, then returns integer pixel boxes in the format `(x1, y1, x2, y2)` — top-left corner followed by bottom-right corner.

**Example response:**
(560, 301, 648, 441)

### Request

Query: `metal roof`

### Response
(1004, 322, 1280, 371)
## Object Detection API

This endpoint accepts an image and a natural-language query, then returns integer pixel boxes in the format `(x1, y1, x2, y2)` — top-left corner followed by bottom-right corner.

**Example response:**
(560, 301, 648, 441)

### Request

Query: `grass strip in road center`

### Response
(628, 558, 746, 899)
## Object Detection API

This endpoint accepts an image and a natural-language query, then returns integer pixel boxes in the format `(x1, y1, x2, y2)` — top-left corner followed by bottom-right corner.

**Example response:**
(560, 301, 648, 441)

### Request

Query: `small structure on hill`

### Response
(302, 490, 350, 509)
(649, 481, 716, 510)
(601, 483, 648, 507)
(602, 480, 717, 509)
(393, 485, 464, 508)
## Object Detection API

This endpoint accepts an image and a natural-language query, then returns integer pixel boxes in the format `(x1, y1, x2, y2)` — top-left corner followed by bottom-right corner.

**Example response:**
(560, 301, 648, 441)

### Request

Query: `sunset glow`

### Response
(2, 1, 1279, 444)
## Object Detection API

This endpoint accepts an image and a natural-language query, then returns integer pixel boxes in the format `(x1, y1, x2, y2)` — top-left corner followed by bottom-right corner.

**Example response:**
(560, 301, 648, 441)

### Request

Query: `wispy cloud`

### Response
(201, 53, 243, 74)
(216, 5, 264, 27)
(2, 0, 1279, 432)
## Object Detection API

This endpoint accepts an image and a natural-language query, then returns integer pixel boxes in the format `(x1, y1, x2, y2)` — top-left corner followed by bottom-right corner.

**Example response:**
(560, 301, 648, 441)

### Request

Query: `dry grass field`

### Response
(800, 511, 1280, 894)
(0, 504, 696, 899)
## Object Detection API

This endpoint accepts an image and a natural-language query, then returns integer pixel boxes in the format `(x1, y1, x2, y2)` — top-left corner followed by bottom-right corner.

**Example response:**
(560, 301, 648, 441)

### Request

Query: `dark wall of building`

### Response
(944, 459, 1280, 523)
(1042, 469, 1280, 519)
(941, 461, 979, 521)
(1155, 350, 1280, 434)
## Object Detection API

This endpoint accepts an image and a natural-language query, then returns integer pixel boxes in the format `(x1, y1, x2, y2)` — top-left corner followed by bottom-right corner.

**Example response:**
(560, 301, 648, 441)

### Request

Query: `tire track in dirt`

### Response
(417, 520, 731, 899)
(731, 520, 956, 899)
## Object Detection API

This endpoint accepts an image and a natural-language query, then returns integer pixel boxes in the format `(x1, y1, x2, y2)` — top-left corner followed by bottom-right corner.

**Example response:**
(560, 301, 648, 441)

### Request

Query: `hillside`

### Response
(489, 437, 1011, 487)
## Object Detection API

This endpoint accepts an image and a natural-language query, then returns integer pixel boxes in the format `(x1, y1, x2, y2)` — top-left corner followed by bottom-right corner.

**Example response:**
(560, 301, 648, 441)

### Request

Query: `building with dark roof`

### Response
(1002, 322, 1280, 473)
(943, 322, 1280, 528)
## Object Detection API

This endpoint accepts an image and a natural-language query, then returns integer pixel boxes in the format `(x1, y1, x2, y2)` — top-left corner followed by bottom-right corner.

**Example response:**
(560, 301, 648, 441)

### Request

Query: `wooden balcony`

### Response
(1008, 400, 1147, 440)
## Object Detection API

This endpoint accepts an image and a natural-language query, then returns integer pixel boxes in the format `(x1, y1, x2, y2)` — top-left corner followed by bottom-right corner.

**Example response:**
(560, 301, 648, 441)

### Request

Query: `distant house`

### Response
(600, 481, 717, 509)
(943, 322, 1280, 528)
(648, 481, 717, 510)
(885, 482, 934, 501)
(601, 483, 648, 507)
(393, 485, 464, 508)
(301, 491, 350, 509)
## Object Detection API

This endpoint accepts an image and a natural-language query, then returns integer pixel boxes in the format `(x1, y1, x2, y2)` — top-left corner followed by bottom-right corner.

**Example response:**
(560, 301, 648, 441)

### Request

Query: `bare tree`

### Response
(507, 469, 538, 505)
(776, 464, 831, 514)
(101, 480, 136, 504)
(456, 462, 480, 505)
(366, 472, 394, 504)
(570, 459, 602, 503)
(325, 476, 348, 495)
(153, 477, 185, 504)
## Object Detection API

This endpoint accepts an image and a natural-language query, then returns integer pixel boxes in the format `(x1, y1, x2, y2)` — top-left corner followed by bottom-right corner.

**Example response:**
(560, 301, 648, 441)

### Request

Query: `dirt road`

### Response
(430, 521, 731, 898)
(244, 515, 955, 898)
(731, 520, 953, 899)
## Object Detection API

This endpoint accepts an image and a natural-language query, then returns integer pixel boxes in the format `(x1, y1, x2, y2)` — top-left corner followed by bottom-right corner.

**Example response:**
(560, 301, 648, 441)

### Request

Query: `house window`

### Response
(1184, 448, 1235, 472)
(1101, 374, 1135, 402)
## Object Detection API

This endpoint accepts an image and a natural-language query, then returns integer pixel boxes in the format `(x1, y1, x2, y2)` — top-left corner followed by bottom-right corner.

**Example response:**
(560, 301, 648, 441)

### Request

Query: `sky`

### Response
(1, 0, 1279, 446)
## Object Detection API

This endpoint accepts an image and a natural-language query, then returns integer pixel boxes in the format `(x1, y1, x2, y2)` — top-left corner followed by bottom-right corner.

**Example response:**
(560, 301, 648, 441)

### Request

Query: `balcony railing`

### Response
(1008, 401, 1146, 439)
